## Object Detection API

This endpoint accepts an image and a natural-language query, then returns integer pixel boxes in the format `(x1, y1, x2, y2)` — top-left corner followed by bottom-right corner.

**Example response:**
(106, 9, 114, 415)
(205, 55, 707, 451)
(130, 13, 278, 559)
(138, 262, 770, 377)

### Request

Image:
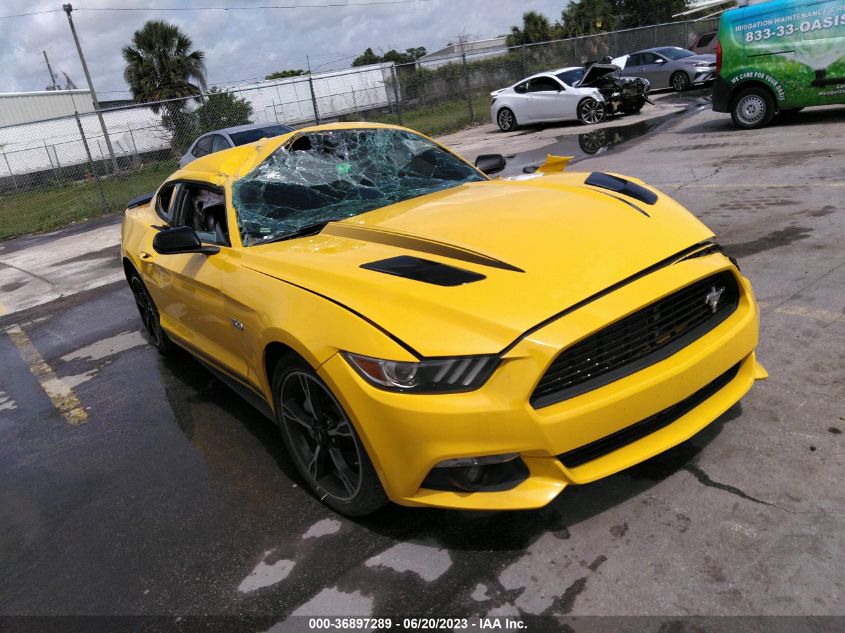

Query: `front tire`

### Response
(671, 71, 691, 92)
(128, 270, 172, 355)
(273, 355, 387, 516)
(730, 87, 775, 129)
(578, 98, 605, 125)
(496, 107, 517, 132)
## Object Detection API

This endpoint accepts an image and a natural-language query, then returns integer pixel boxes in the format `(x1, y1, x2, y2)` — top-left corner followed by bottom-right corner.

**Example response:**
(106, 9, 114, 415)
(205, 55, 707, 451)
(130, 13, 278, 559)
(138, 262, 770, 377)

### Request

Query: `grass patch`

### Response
(0, 160, 177, 241)
(371, 94, 490, 137)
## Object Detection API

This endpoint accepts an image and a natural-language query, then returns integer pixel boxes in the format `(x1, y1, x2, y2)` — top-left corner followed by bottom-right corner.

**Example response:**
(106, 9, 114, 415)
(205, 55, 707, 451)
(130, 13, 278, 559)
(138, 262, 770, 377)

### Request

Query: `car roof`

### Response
(631, 46, 688, 54)
(174, 122, 419, 182)
(519, 67, 582, 82)
(202, 122, 293, 136)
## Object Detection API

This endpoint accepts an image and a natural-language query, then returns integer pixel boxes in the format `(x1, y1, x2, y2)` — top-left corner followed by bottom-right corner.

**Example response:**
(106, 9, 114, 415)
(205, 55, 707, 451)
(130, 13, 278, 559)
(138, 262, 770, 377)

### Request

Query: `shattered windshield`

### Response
(232, 128, 485, 246)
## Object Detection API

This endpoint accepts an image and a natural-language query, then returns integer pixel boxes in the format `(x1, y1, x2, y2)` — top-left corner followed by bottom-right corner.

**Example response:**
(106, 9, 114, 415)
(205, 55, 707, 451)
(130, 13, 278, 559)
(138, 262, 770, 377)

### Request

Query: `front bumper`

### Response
(691, 69, 717, 85)
(319, 253, 763, 510)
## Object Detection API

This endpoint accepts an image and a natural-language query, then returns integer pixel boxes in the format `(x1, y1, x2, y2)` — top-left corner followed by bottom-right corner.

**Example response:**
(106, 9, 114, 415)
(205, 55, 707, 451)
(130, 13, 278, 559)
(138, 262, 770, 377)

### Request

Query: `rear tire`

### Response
(128, 270, 172, 355)
(730, 87, 775, 129)
(671, 71, 691, 92)
(578, 98, 605, 125)
(272, 354, 387, 516)
(496, 107, 517, 132)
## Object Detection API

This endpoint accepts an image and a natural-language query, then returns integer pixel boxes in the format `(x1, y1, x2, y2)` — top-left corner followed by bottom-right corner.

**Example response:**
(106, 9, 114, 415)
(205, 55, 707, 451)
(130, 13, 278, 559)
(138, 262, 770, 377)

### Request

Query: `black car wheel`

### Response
(671, 71, 691, 92)
(129, 270, 172, 354)
(578, 98, 605, 125)
(496, 107, 517, 132)
(730, 87, 775, 129)
(273, 355, 387, 516)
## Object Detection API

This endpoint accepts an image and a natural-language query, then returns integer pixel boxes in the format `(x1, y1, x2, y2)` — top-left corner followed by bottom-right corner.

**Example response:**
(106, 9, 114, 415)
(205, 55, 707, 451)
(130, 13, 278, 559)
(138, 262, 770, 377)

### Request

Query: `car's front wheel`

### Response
(128, 269, 172, 355)
(671, 71, 690, 92)
(730, 86, 775, 129)
(273, 355, 387, 516)
(578, 98, 605, 125)
(496, 107, 517, 132)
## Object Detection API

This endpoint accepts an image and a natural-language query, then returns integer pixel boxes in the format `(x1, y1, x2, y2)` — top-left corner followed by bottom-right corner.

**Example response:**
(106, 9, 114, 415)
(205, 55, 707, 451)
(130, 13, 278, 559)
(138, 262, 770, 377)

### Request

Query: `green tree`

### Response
(559, 0, 618, 37)
(352, 47, 382, 67)
(122, 20, 206, 113)
(352, 47, 427, 67)
(616, 0, 689, 28)
(265, 69, 308, 80)
(196, 88, 253, 131)
(506, 11, 560, 47)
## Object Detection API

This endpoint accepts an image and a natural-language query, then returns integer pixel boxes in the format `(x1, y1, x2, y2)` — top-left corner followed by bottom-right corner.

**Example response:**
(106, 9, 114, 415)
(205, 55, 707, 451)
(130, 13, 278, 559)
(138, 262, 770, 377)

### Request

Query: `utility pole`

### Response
(63, 3, 119, 175)
(306, 55, 321, 124)
(42, 51, 59, 90)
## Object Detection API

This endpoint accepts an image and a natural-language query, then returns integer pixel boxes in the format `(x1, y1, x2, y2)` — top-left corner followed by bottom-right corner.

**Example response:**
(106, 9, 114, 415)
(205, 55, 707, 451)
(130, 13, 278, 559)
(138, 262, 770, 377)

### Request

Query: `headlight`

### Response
(343, 352, 498, 393)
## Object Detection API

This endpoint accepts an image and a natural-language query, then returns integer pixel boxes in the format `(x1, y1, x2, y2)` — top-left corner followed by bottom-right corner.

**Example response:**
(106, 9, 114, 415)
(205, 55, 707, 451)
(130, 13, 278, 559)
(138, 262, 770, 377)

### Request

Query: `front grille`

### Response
(558, 362, 741, 469)
(531, 271, 739, 408)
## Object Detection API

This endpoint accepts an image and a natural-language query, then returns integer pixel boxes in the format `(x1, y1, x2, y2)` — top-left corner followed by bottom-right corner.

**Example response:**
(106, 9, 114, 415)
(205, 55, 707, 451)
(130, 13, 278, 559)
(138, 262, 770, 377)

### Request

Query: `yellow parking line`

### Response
(5, 325, 88, 425)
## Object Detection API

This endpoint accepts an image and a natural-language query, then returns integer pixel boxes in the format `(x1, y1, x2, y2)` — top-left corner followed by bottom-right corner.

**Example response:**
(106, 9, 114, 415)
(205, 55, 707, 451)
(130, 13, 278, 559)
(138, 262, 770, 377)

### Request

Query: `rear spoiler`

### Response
(127, 192, 154, 209)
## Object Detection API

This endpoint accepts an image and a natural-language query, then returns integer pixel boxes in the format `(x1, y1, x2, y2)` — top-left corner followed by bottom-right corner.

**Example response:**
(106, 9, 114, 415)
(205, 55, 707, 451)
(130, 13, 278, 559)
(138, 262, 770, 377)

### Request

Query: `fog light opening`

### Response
(421, 454, 529, 493)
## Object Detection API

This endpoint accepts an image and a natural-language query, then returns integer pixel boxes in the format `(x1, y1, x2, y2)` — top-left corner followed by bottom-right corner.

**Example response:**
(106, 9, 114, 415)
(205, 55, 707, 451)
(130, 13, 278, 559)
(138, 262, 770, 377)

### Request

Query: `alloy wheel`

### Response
(130, 277, 160, 346)
(672, 72, 690, 91)
(579, 99, 605, 125)
(280, 370, 363, 501)
(497, 109, 514, 131)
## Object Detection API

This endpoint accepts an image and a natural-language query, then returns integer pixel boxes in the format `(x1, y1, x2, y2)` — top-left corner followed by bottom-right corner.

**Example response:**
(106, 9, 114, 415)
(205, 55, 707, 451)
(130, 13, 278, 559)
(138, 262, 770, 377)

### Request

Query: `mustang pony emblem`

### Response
(705, 286, 725, 313)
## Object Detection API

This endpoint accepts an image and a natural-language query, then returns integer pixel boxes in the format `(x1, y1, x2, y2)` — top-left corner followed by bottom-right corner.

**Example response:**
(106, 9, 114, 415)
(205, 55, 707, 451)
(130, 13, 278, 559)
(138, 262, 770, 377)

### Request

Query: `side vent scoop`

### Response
(361, 256, 485, 286)
(127, 192, 154, 209)
(585, 172, 658, 206)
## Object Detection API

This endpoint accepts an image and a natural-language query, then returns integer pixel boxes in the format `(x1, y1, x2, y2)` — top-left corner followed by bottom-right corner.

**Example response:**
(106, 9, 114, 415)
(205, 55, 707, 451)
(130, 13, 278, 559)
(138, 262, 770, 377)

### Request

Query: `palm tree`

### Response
(122, 20, 206, 113)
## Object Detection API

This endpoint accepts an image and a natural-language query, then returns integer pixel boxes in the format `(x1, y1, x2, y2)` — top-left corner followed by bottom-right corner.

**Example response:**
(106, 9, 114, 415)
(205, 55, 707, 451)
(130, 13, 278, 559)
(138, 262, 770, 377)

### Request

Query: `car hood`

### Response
(240, 176, 714, 357)
(680, 54, 716, 64)
(577, 64, 620, 86)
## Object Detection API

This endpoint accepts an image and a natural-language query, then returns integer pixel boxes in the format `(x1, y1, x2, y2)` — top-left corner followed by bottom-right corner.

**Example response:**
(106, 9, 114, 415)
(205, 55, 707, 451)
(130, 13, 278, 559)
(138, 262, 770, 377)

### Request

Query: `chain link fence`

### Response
(0, 18, 718, 240)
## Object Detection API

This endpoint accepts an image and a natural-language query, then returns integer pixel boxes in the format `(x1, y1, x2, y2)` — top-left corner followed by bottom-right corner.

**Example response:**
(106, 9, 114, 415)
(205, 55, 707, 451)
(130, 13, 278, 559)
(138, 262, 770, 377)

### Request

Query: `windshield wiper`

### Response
(258, 220, 331, 245)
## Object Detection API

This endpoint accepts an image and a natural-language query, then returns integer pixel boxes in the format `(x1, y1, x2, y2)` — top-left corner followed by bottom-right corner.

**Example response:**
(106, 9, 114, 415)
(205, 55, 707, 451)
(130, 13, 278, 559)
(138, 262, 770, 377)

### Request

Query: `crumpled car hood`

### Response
(241, 176, 714, 357)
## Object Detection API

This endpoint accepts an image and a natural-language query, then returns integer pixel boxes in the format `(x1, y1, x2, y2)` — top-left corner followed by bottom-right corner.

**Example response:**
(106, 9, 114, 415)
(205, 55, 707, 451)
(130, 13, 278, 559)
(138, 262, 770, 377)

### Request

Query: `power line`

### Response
(74, 0, 431, 11)
(0, 9, 63, 20)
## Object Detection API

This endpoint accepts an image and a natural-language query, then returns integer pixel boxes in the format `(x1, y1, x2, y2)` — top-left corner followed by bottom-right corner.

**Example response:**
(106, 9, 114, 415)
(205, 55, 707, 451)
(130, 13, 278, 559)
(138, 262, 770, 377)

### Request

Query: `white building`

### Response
(0, 89, 95, 127)
(418, 37, 509, 69)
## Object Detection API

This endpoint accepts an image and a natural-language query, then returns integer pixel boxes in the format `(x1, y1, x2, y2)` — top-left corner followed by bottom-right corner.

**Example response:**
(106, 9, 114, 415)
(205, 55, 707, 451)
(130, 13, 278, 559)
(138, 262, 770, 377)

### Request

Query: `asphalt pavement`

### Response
(1, 96, 843, 630)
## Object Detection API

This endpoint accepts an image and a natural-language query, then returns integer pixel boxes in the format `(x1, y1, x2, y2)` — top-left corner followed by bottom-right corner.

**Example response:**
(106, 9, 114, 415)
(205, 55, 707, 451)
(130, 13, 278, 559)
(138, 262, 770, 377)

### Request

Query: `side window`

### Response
(155, 183, 179, 223)
(514, 81, 529, 94)
(527, 77, 561, 93)
(192, 135, 214, 158)
(174, 184, 230, 247)
(640, 53, 659, 65)
(626, 54, 641, 67)
(211, 135, 230, 153)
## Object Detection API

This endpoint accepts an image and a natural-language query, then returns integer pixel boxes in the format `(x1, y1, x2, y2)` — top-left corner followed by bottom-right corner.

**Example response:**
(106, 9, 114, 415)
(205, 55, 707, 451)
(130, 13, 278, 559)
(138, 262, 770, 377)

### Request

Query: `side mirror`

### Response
(153, 226, 219, 255)
(475, 154, 507, 175)
(655, 58, 666, 64)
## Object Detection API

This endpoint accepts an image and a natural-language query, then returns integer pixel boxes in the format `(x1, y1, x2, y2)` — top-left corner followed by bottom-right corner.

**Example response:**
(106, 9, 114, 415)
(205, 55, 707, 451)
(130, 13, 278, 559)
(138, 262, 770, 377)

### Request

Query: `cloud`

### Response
(0, 0, 568, 98)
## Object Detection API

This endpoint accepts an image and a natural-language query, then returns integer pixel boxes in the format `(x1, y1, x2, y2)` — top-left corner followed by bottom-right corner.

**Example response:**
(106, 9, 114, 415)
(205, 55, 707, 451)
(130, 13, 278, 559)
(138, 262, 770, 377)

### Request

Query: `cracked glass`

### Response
(232, 128, 485, 246)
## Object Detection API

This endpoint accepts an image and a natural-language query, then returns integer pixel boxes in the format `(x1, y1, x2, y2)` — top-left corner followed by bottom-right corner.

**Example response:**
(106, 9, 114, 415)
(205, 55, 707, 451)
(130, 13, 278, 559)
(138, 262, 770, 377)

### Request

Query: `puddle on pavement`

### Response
(501, 111, 682, 177)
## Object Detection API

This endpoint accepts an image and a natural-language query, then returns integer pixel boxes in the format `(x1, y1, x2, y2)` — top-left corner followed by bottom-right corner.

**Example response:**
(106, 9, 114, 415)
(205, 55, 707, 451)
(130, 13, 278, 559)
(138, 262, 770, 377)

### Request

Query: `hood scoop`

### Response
(361, 256, 485, 286)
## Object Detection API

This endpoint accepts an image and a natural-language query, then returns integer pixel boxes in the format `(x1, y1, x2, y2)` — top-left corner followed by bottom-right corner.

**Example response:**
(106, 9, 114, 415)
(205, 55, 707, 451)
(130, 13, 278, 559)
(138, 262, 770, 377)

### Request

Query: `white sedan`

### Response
(489, 67, 606, 131)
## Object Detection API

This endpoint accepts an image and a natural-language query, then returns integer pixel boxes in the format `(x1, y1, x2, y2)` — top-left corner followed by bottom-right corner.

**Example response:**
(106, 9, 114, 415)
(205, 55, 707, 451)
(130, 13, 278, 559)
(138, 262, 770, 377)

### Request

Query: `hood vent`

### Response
(585, 172, 658, 206)
(361, 256, 485, 286)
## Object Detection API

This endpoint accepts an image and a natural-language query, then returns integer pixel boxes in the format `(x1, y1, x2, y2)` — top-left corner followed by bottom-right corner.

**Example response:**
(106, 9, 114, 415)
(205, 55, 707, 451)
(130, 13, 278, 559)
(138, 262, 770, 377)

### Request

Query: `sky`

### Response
(0, 0, 568, 99)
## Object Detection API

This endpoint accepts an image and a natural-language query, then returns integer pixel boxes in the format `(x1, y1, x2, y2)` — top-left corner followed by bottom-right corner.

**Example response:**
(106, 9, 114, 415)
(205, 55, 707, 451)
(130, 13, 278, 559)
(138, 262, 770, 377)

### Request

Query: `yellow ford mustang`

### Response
(121, 123, 765, 515)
